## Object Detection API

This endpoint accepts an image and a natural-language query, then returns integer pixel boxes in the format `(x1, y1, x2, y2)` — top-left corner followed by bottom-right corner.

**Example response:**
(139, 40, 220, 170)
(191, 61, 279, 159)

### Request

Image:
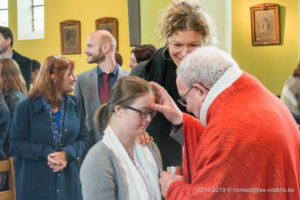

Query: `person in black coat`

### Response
(12, 50, 32, 90)
(130, 0, 217, 169)
(0, 26, 32, 90)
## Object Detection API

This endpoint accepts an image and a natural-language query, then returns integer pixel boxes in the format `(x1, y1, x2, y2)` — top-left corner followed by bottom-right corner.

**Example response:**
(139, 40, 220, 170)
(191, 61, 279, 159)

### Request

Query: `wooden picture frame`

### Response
(60, 20, 81, 54)
(95, 17, 118, 50)
(250, 3, 280, 46)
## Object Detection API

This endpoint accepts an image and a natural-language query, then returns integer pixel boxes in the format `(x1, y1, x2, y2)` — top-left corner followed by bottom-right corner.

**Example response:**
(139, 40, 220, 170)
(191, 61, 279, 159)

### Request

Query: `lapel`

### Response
(116, 66, 122, 79)
(87, 67, 101, 105)
(117, 66, 129, 79)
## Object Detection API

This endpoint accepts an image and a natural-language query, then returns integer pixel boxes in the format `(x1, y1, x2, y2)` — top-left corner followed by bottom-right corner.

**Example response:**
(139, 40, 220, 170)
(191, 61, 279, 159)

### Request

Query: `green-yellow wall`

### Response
(232, 0, 298, 95)
(140, 0, 172, 48)
(9, 0, 300, 95)
(140, 0, 231, 52)
(9, 0, 131, 74)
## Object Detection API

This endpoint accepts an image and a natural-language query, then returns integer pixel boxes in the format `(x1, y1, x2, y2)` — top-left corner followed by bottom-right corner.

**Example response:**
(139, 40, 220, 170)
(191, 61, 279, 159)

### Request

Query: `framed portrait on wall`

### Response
(60, 20, 81, 54)
(95, 17, 118, 50)
(250, 3, 280, 46)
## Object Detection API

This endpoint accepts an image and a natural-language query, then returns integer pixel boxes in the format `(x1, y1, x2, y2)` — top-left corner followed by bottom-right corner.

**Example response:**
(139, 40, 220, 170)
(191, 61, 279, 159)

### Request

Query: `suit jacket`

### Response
(12, 50, 32, 91)
(74, 66, 129, 151)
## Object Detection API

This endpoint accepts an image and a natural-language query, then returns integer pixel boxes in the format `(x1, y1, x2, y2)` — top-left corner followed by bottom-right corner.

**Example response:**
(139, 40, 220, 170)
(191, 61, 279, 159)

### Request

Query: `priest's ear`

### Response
(192, 83, 209, 100)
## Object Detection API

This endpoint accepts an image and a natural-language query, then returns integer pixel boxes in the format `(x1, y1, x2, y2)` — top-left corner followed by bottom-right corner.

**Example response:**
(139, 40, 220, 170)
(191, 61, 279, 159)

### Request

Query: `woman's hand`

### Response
(136, 132, 153, 146)
(47, 151, 67, 172)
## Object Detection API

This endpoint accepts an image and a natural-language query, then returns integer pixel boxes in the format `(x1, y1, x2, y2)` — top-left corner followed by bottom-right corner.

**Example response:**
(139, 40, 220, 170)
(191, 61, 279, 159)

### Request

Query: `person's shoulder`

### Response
(81, 141, 117, 169)
(148, 47, 165, 61)
(147, 141, 160, 155)
(9, 90, 26, 100)
(17, 96, 31, 106)
(141, 46, 175, 80)
(129, 61, 148, 77)
(118, 66, 130, 76)
(12, 97, 35, 113)
(86, 142, 115, 160)
(12, 50, 31, 63)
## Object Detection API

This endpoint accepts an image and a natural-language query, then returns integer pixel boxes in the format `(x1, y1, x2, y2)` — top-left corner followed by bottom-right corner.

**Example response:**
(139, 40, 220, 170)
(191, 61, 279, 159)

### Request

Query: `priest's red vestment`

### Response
(166, 71, 300, 200)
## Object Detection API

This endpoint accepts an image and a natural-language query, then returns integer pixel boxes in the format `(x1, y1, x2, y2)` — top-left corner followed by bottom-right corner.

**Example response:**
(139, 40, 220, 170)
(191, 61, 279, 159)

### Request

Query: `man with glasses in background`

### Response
(151, 46, 300, 199)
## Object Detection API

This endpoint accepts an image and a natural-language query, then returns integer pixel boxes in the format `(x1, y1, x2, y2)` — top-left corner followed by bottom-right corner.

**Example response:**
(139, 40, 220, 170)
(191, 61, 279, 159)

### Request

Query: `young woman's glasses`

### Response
(125, 106, 156, 119)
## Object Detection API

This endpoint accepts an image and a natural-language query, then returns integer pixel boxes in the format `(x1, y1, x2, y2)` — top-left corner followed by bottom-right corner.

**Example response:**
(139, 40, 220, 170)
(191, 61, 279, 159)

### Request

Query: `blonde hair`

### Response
(0, 58, 27, 96)
(159, 0, 217, 46)
(29, 55, 74, 106)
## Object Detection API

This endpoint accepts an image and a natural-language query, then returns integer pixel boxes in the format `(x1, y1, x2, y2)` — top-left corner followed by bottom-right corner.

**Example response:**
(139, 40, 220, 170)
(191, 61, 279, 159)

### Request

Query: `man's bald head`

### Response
(91, 30, 116, 53)
(84, 30, 117, 64)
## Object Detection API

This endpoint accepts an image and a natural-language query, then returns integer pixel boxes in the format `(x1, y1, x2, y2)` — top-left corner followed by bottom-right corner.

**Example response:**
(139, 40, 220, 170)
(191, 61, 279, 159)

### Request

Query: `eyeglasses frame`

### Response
(125, 106, 156, 119)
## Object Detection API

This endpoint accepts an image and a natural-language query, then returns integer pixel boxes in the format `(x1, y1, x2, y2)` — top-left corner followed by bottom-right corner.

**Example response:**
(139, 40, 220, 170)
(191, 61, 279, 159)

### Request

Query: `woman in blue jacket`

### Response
(10, 55, 89, 200)
(0, 78, 10, 191)
(0, 58, 27, 157)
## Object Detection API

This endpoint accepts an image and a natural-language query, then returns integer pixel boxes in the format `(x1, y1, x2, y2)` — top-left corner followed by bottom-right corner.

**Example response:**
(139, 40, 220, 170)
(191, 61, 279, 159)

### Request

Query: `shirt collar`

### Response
(33, 95, 77, 112)
(200, 66, 243, 127)
(97, 64, 119, 77)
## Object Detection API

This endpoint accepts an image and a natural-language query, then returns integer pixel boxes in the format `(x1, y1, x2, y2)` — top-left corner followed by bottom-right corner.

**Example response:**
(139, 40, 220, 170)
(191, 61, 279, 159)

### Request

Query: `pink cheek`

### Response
(186, 104, 192, 113)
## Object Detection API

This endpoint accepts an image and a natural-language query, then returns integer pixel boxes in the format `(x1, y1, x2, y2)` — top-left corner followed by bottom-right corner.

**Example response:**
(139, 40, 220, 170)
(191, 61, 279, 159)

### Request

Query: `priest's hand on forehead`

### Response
(149, 81, 183, 125)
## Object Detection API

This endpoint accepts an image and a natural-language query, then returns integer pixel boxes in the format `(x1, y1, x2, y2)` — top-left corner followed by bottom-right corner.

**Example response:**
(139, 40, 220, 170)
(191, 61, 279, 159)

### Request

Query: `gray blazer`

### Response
(74, 66, 129, 151)
(80, 141, 162, 200)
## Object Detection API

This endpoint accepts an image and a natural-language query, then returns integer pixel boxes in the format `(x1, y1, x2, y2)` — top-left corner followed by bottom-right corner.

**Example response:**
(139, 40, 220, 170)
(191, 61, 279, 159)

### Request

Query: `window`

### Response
(0, 0, 8, 27)
(17, 0, 44, 40)
(32, 0, 44, 32)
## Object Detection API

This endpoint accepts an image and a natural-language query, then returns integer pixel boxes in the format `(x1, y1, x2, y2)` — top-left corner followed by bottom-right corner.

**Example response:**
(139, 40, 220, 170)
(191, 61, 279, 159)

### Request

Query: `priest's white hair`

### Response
(177, 46, 240, 88)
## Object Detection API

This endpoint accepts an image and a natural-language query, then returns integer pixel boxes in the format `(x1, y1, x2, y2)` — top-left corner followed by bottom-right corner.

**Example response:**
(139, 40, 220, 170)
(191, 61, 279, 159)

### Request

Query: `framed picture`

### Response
(60, 20, 81, 54)
(95, 17, 118, 50)
(250, 3, 280, 46)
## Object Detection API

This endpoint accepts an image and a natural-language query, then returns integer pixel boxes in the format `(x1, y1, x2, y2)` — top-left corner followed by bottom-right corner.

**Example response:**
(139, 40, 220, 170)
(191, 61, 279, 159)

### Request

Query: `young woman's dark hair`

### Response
(94, 76, 157, 133)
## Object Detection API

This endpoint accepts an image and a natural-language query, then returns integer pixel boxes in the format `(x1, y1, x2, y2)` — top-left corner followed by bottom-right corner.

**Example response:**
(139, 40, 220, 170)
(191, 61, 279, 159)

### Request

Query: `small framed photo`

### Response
(250, 3, 280, 46)
(60, 20, 81, 54)
(95, 17, 118, 50)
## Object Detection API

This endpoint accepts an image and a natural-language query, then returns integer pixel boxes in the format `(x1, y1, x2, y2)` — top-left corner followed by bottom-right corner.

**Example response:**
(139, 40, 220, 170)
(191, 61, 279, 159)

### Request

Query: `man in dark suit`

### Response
(0, 26, 32, 90)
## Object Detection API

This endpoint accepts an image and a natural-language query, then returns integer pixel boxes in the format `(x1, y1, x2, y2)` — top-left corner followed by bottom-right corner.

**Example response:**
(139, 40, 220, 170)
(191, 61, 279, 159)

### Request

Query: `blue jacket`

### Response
(0, 99, 10, 160)
(10, 95, 89, 200)
(3, 89, 26, 157)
